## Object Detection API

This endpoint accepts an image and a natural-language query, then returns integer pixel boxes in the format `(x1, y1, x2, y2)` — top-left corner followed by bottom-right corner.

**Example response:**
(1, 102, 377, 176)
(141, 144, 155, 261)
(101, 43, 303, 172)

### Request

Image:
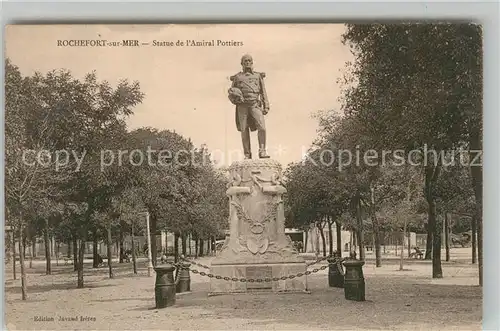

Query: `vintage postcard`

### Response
(5, 24, 482, 330)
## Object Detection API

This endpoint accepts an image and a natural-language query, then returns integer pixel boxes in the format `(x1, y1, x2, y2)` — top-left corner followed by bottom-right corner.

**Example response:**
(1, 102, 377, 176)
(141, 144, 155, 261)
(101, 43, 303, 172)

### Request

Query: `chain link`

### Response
(174, 255, 347, 283)
(305, 255, 330, 267)
(180, 257, 210, 269)
(181, 255, 330, 269)
(186, 265, 329, 282)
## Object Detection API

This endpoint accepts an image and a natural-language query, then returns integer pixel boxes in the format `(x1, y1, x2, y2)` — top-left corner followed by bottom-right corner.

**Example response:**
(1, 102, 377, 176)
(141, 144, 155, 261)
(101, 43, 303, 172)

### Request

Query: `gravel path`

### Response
(5, 252, 481, 331)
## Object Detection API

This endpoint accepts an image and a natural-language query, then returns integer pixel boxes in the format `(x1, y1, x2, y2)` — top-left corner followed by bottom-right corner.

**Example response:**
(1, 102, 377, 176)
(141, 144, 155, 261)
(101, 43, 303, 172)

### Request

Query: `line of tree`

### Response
(284, 23, 482, 284)
(5, 59, 229, 300)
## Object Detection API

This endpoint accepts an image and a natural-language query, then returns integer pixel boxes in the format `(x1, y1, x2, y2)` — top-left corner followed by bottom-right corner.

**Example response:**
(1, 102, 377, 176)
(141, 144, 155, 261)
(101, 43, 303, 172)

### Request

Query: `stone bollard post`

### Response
(327, 252, 344, 288)
(154, 264, 176, 308)
(176, 263, 191, 293)
(342, 260, 365, 301)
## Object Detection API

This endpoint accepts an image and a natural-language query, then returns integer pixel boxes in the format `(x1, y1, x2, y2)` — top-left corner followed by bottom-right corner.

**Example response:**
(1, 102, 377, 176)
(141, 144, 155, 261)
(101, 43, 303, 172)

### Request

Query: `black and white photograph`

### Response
(5, 23, 483, 330)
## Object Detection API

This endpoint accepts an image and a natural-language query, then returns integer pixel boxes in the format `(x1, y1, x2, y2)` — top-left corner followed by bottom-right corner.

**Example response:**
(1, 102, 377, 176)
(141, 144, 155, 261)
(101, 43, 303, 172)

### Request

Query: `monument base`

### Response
(208, 261, 309, 296)
(211, 159, 309, 296)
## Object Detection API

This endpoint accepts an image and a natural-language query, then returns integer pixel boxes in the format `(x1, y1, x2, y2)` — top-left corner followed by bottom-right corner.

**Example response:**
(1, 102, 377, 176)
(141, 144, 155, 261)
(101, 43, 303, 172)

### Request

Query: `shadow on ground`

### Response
(111, 273, 482, 330)
(5, 281, 116, 294)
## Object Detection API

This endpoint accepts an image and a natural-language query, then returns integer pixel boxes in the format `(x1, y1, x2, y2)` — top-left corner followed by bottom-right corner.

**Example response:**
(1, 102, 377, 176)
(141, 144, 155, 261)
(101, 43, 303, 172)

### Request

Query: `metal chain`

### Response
(185, 265, 329, 282)
(180, 257, 210, 269)
(180, 255, 330, 269)
(305, 255, 330, 267)
(176, 256, 347, 282)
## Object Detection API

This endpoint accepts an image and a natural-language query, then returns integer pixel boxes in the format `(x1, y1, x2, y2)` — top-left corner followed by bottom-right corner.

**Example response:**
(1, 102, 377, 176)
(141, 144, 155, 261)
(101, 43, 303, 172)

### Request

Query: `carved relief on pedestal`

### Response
(231, 199, 279, 254)
(217, 159, 304, 263)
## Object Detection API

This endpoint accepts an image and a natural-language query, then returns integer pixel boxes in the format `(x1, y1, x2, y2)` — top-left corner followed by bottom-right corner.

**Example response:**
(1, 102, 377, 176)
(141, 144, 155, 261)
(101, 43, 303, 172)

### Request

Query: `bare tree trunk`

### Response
(119, 221, 124, 263)
(327, 219, 333, 256)
(469, 126, 482, 286)
(67, 239, 72, 258)
(19, 224, 28, 300)
(150, 215, 158, 267)
(423, 166, 435, 261)
(373, 229, 381, 267)
(318, 223, 327, 257)
(356, 197, 365, 260)
(431, 213, 443, 278)
(28, 237, 33, 269)
(475, 200, 483, 287)
(30, 238, 36, 269)
(107, 224, 114, 279)
(336, 222, 342, 254)
(56, 242, 60, 266)
(72, 237, 78, 271)
(424, 226, 433, 260)
(189, 233, 192, 257)
(181, 233, 187, 256)
(371, 185, 382, 267)
(12, 229, 17, 280)
(174, 233, 180, 262)
(52, 236, 57, 258)
(22, 232, 27, 260)
(31, 237, 36, 258)
(92, 230, 99, 268)
(77, 237, 85, 288)
(471, 213, 477, 264)
(195, 237, 199, 258)
(193, 233, 199, 258)
(349, 231, 353, 254)
(400, 219, 407, 271)
(131, 221, 137, 274)
(199, 239, 204, 257)
(304, 230, 308, 253)
(445, 213, 450, 262)
(407, 229, 411, 258)
(44, 219, 51, 275)
(425, 164, 443, 278)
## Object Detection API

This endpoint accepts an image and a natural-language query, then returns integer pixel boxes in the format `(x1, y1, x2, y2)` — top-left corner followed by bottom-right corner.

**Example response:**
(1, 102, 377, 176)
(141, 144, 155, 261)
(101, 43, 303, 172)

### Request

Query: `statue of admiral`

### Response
(228, 54, 270, 159)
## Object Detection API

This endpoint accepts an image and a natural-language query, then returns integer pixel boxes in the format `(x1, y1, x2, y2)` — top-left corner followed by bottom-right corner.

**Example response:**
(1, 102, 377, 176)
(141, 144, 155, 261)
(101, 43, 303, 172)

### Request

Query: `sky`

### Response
(5, 24, 354, 168)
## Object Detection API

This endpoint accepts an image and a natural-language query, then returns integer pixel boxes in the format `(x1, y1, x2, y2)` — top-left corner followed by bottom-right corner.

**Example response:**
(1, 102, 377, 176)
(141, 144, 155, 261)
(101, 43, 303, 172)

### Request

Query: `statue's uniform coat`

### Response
(230, 71, 269, 132)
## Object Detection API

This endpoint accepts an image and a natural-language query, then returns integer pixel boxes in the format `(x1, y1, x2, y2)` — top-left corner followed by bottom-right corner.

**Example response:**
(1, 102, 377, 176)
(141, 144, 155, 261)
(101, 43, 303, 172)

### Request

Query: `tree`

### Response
(6, 62, 145, 290)
(339, 23, 482, 280)
(5, 59, 70, 299)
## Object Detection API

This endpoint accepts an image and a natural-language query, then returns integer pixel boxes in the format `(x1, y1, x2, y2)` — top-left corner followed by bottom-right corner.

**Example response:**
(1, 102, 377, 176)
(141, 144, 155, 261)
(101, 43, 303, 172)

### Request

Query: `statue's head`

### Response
(240, 54, 253, 71)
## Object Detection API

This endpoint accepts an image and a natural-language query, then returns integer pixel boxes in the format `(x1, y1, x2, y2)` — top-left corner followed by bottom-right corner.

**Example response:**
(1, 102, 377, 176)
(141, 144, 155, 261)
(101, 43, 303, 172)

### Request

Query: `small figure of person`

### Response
(97, 254, 104, 267)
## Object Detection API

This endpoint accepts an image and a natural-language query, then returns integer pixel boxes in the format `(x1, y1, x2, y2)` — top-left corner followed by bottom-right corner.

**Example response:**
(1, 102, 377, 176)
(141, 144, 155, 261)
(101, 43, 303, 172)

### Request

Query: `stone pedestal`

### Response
(209, 159, 308, 295)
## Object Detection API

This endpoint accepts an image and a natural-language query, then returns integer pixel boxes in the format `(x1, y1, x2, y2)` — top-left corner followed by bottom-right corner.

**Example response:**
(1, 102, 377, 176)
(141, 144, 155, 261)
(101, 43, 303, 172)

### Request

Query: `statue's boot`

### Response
(258, 130, 270, 158)
(242, 129, 252, 159)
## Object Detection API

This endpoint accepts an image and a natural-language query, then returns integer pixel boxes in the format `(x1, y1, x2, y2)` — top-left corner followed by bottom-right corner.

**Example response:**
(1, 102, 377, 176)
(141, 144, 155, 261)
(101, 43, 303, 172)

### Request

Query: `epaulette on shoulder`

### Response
(230, 72, 242, 81)
(259, 72, 266, 78)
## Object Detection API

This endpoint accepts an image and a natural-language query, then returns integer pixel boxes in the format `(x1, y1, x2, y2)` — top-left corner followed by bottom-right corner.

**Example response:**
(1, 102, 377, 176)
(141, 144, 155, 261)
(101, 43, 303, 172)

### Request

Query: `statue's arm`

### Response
(230, 74, 237, 88)
(259, 73, 270, 111)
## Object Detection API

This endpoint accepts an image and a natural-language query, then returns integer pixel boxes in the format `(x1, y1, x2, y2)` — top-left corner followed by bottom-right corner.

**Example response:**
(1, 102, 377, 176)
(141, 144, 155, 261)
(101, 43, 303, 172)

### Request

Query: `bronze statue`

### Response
(228, 54, 270, 159)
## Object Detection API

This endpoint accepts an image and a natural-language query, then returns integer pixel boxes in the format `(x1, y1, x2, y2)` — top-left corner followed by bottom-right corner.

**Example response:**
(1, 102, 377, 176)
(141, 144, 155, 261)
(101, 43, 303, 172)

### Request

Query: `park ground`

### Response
(5, 248, 481, 331)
